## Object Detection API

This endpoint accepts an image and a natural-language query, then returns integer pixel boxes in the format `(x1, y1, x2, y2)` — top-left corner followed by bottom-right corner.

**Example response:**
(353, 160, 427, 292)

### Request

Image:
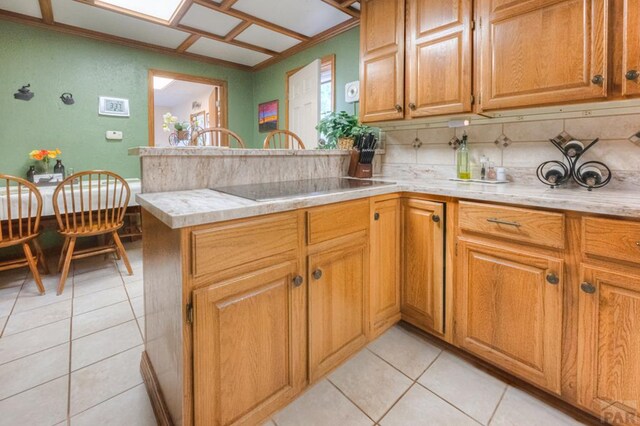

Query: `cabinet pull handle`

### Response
(292, 275, 304, 287)
(409, 103, 417, 111)
(432, 214, 440, 223)
(591, 74, 604, 85)
(394, 104, 403, 112)
(486, 217, 521, 227)
(374, 212, 380, 221)
(312, 269, 323, 280)
(546, 273, 559, 285)
(581, 282, 596, 294)
(626, 70, 639, 81)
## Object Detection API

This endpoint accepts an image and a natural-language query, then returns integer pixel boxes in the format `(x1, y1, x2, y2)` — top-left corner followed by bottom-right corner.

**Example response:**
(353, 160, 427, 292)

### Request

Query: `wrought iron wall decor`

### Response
(536, 135, 611, 191)
(60, 93, 74, 105)
(14, 84, 34, 101)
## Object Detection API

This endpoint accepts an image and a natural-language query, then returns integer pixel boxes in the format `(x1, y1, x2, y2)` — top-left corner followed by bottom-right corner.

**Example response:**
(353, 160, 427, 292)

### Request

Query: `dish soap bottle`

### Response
(457, 132, 471, 180)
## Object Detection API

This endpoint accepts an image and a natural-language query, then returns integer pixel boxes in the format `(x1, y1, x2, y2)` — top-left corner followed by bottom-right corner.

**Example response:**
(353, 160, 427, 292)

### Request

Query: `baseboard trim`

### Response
(141, 350, 174, 426)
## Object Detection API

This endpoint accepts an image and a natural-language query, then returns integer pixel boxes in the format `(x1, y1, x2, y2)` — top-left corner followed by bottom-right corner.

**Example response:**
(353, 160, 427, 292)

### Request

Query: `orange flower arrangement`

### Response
(29, 149, 61, 171)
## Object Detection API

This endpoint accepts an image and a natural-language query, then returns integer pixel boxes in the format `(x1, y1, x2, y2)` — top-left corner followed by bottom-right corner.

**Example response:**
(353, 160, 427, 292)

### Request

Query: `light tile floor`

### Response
(0, 241, 586, 426)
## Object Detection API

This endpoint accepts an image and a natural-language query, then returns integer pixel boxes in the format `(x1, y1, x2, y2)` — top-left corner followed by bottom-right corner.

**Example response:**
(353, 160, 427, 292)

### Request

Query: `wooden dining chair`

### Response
(0, 175, 48, 294)
(190, 127, 246, 148)
(263, 129, 306, 149)
(53, 171, 132, 295)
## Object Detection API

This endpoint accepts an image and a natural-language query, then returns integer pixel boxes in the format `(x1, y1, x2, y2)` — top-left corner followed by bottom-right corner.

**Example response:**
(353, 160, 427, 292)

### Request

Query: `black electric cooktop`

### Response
(212, 177, 394, 202)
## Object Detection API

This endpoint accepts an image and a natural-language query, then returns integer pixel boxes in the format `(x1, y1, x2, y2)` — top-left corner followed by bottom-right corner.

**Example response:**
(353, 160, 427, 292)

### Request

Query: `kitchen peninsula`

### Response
(134, 147, 640, 426)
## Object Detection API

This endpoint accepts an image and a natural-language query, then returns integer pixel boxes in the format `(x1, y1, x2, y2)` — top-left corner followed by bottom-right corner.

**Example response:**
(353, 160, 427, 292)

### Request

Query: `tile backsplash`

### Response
(379, 113, 640, 188)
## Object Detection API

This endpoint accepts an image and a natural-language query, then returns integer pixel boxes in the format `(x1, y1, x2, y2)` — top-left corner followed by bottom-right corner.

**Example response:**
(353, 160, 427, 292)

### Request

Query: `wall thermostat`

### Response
(106, 130, 123, 141)
(345, 81, 360, 103)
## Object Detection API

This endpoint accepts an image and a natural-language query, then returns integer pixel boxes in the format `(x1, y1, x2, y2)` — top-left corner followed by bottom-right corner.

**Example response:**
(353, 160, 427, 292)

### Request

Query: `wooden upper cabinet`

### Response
(192, 261, 306, 426)
(401, 199, 445, 334)
(458, 240, 563, 393)
(360, 0, 405, 122)
(622, 0, 640, 96)
(577, 265, 640, 425)
(478, 0, 608, 111)
(406, 0, 473, 116)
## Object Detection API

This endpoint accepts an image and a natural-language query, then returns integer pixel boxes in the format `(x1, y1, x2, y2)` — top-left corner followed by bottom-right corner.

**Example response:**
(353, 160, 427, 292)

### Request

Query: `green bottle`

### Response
(457, 132, 471, 180)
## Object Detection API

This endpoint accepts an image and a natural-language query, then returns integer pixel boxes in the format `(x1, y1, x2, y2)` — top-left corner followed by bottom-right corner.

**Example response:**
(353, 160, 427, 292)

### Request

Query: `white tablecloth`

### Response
(0, 178, 141, 220)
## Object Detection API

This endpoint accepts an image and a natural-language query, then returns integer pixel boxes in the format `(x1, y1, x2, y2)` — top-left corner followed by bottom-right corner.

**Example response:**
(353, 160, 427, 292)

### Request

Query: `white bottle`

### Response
(496, 167, 507, 181)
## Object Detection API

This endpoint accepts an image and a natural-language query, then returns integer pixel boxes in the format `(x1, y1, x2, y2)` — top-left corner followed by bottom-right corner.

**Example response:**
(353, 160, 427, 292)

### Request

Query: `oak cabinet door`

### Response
(458, 240, 563, 393)
(192, 261, 306, 426)
(622, 0, 640, 96)
(309, 242, 368, 381)
(370, 198, 401, 336)
(478, 0, 608, 110)
(577, 265, 640, 425)
(401, 199, 445, 334)
(360, 0, 405, 122)
(406, 0, 473, 117)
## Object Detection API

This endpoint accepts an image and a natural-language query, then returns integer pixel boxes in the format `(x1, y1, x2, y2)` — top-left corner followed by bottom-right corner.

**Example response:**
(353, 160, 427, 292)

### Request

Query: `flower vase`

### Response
(37, 161, 52, 175)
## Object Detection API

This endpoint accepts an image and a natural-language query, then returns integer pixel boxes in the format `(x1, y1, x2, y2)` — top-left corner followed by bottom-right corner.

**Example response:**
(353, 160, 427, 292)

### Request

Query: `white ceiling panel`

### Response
(352, 2, 360, 10)
(51, 0, 190, 49)
(187, 37, 271, 66)
(179, 3, 243, 37)
(0, 0, 42, 18)
(98, 0, 182, 21)
(234, 24, 300, 53)
(233, 0, 351, 37)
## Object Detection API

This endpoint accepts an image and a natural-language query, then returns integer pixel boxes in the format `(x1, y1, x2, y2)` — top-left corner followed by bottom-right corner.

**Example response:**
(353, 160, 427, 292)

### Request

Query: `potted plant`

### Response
(315, 111, 371, 149)
(163, 112, 190, 143)
(29, 148, 61, 174)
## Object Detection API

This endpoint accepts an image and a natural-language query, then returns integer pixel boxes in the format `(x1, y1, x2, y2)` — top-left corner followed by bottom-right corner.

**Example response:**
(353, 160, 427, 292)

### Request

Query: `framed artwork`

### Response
(99, 96, 130, 117)
(258, 100, 278, 133)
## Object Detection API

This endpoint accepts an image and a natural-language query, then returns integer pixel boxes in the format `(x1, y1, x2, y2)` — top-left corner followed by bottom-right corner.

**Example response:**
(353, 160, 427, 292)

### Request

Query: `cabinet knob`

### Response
(591, 74, 604, 85)
(432, 214, 440, 223)
(581, 282, 596, 294)
(312, 269, 323, 280)
(374, 212, 380, 221)
(409, 103, 417, 111)
(394, 104, 403, 112)
(292, 275, 304, 287)
(626, 70, 640, 81)
(546, 273, 559, 285)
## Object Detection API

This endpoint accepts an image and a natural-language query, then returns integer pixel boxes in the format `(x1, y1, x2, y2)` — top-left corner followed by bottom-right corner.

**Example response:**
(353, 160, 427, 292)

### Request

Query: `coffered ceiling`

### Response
(0, 0, 360, 70)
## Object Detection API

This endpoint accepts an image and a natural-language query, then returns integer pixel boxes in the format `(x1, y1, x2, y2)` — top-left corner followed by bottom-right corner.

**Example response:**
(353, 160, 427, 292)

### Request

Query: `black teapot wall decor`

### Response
(60, 92, 75, 105)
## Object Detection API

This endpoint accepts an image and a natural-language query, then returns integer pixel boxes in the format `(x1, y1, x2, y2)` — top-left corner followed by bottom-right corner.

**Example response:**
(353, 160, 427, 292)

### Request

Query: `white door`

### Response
(288, 59, 321, 149)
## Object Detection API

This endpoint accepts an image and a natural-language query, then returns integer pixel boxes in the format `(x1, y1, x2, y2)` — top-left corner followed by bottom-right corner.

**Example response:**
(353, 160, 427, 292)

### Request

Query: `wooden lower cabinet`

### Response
(457, 239, 563, 394)
(577, 265, 640, 425)
(192, 261, 306, 426)
(401, 199, 445, 334)
(308, 240, 368, 381)
(370, 197, 401, 337)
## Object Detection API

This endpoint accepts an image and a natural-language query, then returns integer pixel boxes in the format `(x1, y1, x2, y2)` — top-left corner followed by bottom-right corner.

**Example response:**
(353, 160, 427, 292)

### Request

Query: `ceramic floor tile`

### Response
(73, 263, 120, 283)
(0, 318, 70, 364)
(12, 276, 72, 314)
(124, 279, 143, 298)
(368, 326, 442, 379)
(418, 351, 507, 425)
(329, 349, 413, 421)
(130, 295, 144, 318)
(70, 383, 155, 426)
(0, 316, 7, 332)
(3, 299, 72, 336)
(0, 376, 68, 426)
(72, 300, 134, 339)
(70, 345, 144, 415)
(72, 320, 143, 371)
(73, 274, 124, 298)
(73, 286, 128, 315)
(490, 387, 584, 426)
(73, 257, 118, 276)
(273, 380, 373, 426)
(136, 315, 145, 340)
(0, 285, 21, 317)
(380, 384, 479, 426)
(0, 270, 26, 289)
(0, 343, 69, 400)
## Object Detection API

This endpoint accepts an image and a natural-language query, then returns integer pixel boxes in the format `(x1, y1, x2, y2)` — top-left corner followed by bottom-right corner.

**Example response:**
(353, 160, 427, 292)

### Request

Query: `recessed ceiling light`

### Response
(98, 0, 183, 21)
(153, 76, 175, 90)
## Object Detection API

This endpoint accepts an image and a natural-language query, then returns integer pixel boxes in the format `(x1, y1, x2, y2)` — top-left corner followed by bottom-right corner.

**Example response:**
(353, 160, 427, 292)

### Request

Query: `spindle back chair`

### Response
(263, 130, 306, 149)
(0, 174, 48, 294)
(53, 170, 133, 294)
(190, 127, 246, 148)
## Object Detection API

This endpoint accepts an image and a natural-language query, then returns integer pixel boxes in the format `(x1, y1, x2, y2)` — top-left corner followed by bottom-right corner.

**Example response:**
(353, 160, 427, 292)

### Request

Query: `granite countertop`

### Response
(129, 147, 352, 157)
(137, 177, 640, 229)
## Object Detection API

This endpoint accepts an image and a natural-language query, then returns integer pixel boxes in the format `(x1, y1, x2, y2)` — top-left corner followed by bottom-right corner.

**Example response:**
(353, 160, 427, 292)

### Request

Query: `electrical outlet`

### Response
(106, 130, 123, 141)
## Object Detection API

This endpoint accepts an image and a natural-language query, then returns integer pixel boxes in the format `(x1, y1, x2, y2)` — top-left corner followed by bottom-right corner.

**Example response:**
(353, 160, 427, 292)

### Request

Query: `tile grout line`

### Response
(0, 367, 69, 403)
(486, 385, 508, 425)
(325, 378, 378, 424)
(0, 275, 27, 338)
(67, 261, 78, 426)
(416, 383, 484, 426)
(67, 379, 144, 421)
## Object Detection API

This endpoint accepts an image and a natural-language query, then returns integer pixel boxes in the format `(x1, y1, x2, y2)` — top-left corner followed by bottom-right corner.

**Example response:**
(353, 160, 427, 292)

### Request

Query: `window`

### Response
(320, 55, 335, 117)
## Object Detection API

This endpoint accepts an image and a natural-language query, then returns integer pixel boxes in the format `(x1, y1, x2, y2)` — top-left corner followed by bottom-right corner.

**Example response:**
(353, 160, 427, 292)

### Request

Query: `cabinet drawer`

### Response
(191, 212, 298, 278)
(458, 201, 565, 249)
(307, 199, 369, 245)
(582, 217, 640, 264)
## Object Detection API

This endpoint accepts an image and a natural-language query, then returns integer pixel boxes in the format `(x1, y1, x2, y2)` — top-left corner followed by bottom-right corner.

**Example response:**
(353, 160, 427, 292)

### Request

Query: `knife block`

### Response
(348, 149, 373, 178)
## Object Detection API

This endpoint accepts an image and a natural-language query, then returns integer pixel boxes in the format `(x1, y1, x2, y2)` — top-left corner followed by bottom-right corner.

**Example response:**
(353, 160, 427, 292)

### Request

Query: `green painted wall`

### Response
(251, 27, 361, 141)
(0, 20, 254, 178)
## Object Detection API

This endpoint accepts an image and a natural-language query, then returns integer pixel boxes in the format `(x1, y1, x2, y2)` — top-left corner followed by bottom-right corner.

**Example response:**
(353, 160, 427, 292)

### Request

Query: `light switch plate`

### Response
(106, 130, 123, 141)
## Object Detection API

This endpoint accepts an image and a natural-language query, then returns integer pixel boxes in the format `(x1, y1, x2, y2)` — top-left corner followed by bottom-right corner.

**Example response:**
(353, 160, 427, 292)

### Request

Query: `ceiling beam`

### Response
(192, 0, 309, 41)
(321, 0, 360, 17)
(219, 0, 239, 10)
(341, 0, 359, 6)
(176, 33, 200, 52)
(178, 24, 277, 56)
(224, 21, 251, 41)
(169, 0, 193, 26)
(38, 0, 54, 24)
